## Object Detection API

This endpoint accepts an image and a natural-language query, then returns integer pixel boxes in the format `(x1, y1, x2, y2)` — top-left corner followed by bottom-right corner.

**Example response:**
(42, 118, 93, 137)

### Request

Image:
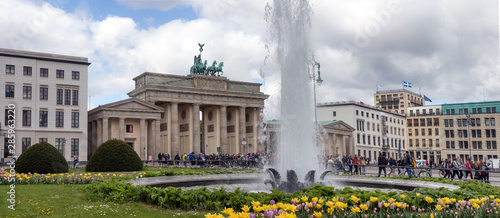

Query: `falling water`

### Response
(265, 0, 320, 178)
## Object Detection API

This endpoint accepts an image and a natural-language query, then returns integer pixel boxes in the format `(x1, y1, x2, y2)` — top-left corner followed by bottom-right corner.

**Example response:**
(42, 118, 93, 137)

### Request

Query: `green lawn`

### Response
(0, 184, 208, 218)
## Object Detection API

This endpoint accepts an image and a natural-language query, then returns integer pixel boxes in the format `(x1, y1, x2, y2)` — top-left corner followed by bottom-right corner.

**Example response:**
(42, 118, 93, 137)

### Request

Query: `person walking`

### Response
(377, 152, 387, 177)
(451, 158, 460, 180)
(465, 158, 473, 180)
(483, 161, 490, 183)
(458, 158, 464, 180)
(404, 151, 412, 178)
(388, 157, 396, 176)
(353, 155, 359, 175)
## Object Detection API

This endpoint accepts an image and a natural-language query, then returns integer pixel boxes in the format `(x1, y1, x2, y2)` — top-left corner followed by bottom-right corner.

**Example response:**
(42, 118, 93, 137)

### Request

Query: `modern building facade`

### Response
(316, 101, 406, 160)
(406, 105, 442, 165)
(374, 89, 424, 115)
(440, 102, 500, 162)
(0, 48, 90, 162)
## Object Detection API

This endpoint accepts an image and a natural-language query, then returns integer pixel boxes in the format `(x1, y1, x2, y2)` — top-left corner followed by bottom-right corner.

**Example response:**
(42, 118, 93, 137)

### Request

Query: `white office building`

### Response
(317, 101, 407, 161)
(0, 48, 90, 162)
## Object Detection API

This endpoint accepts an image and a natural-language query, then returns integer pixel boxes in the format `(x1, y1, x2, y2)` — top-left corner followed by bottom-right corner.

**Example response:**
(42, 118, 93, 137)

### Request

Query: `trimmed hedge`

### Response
(16, 142, 69, 174)
(86, 139, 143, 172)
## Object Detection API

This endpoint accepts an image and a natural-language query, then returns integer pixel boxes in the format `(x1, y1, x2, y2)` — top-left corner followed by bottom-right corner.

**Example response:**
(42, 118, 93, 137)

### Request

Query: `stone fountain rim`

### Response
(126, 172, 460, 191)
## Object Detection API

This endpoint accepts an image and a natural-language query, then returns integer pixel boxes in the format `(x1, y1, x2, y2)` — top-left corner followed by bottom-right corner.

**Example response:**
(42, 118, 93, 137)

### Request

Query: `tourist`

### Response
(174, 153, 180, 165)
(377, 152, 387, 177)
(353, 155, 359, 175)
(482, 160, 490, 183)
(360, 157, 366, 175)
(465, 158, 473, 180)
(458, 158, 464, 180)
(451, 157, 460, 180)
(404, 151, 412, 178)
(388, 157, 396, 176)
(73, 156, 79, 168)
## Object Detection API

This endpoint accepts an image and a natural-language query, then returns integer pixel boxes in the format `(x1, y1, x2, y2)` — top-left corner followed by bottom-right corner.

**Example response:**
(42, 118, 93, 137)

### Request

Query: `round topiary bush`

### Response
(16, 142, 69, 174)
(86, 139, 143, 172)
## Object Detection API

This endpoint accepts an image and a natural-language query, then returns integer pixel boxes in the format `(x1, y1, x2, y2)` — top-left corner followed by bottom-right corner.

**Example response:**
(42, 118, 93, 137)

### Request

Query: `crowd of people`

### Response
(322, 151, 492, 183)
(154, 152, 275, 168)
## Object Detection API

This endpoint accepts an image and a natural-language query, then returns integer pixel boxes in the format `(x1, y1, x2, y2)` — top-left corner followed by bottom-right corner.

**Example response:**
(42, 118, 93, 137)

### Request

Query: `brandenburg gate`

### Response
(128, 72, 268, 157)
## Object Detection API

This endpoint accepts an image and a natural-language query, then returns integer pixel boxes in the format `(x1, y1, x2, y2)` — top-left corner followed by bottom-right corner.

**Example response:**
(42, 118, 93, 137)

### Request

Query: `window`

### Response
(55, 138, 65, 154)
(492, 118, 496, 126)
(476, 118, 481, 127)
(458, 119, 462, 127)
(71, 112, 79, 128)
(422, 139, 426, 147)
(39, 138, 47, 143)
(409, 139, 413, 147)
(435, 128, 439, 135)
(5, 85, 14, 97)
(40, 68, 48, 77)
(472, 130, 476, 138)
(23, 66, 32, 75)
(416, 139, 420, 147)
(71, 138, 79, 157)
(428, 128, 432, 136)
(56, 70, 64, 78)
(57, 89, 63, 104)
(478, 141, 483, 149)
(477, 130, 481, 137)
(445, 119, 449, 127)
(450, 130, 455, 138)
(356, 110, 359, 115)
(40, 87, 48, 100)
(407, 119, 412, 127)
(39, 110, 48, 127)
(126, 125, 133, 133)
(494, 107, 497, 113)
(494, 141, 498, 150)
(451, 141, 455, 149)
(429, 139, 433, 147)
(23, 86, 32, 99)
(486, 130, 491, 138)
(64, 89, 71, 105)
(6, 65, 15, 74)
(415, 129, 419, 136)
(464, 109, 468, 114)
(487, 107, 491, 113)
(451, 109, 455, 115)
(421, 128, 425, 136)
(449, 119, 454, 127)
(478, 108, 482, 114)
(22, 110, 31, 126)
(436, 139, 440, 147)
(333, 111, 336, 117)
(72, 71, 80, 80)
(72, 90, 78, 105)
(22, 138, 31, 152)
(487, 141, 492, 149)
(357, 134, 360, 144)
(56, 111, 64, 127)
(485, 118, 490, 126)
(434, 118, 439, 126)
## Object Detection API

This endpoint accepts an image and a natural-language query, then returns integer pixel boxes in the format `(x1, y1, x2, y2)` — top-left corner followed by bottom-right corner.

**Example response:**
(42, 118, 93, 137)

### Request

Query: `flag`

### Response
(424, 95, 432, 102)
(377, 84, 383, 89)
(403, 81, 412, 88)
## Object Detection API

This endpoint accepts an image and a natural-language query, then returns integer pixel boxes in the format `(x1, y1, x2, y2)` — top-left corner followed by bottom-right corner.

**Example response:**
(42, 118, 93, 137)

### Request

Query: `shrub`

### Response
(86, 139, 143, 172)
(16, 142, 69, 174)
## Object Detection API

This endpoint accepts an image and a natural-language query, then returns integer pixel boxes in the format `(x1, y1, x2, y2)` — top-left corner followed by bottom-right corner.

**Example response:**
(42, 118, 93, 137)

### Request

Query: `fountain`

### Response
(263, 0, 323, 190)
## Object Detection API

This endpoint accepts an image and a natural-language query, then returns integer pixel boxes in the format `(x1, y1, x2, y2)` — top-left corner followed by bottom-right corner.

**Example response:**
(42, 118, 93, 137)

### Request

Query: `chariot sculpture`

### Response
(190, 43, 224, 77)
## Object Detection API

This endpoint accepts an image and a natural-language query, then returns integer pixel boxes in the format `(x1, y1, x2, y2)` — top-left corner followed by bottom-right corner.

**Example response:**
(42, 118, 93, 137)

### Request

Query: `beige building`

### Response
(440, 102, 500, 162)
(89, 73, 268, 160)
(264, 120, 355, 157)
(374, 89, 424, 115)
(406, 105, 442, 165)
(0, 48, 89, 162)
(317, 101, 406, 160)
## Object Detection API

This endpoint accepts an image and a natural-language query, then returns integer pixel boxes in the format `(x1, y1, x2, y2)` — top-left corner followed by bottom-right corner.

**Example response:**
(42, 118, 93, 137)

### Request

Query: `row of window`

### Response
(408, 108, 441, 116)
(356, 120, 405, 136)
(17, 137, 79, 157)
(5, 84, 79, 105)
(354, 110, 404, 125)
(444, 118, 496, 127)
(407, 118, 440, 127)
(5, 109, 80, 128)
(5, 65, 80, 79)
(444, 129, 496, 138)
(409, 138, 440, 147)
(444, 140, 498, 150)
(356, 133, 406, 149)
(408, 128, 439, 136)
(445, 107, 497, 115)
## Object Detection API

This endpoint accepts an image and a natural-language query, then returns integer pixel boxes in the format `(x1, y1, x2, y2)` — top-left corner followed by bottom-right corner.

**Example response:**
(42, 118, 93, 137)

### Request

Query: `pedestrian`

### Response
(353, 155, 359, 175)
(465, 158, 473, 179)
(377, 152, 387, 177)
(451, 158, 459, 180)
(73, 156, 79, 168)
(388, 157, 396, 176)
(404, 151, 412, 178)
(483, 160, 490, 183)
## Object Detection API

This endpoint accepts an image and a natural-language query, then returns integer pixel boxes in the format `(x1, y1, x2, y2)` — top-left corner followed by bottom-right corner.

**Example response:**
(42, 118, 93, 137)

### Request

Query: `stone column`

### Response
(92, 120, 97, 151)
(239, 106, 246, 153)
(220, 105, 228, 154)
(155, 119, 161, 154)
(171, 102, 180, 155)
(147, 120, 154, 159)
(257, 107, 264, 153)
(140, 118, 146, 160)
(96, 119, 102, 145)
(102, 118, 109, 142)
(119, 118, 125, 141)
(193, 103, 201, 154)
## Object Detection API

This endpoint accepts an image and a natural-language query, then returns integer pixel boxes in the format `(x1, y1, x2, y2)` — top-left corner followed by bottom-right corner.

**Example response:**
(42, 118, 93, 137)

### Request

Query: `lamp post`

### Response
(242, 138, 247, 153)
(467, 114, 471, 160)
(1, 133, 5, 165)
(309, 58, 323, 147)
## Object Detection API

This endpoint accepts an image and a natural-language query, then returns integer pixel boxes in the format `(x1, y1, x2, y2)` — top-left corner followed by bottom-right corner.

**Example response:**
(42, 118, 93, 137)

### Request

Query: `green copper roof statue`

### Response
(190, 43, 224, 77)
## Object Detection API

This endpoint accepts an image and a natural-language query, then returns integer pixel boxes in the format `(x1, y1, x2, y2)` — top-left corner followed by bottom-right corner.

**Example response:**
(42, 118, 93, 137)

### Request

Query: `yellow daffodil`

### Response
(301, 196, 309, 203)
(400, 194, 406, 199)
(318, 198, 324, 204)
(350, 195, 360, 203)
(313, 211, 322, 218)
(425, 196, 434, 204)
(416, 193, 421, 197)
(241, 205, 250, 213)
(490, 195, 495, 200)
(390, 198, 396, 203)
(384, 203, 391, 208)
(221, 207, 234, 215)
(351, 207, 361, 213)
(435, 205, 443, 211)
(251, 201, 261, 207)
(312, 197, 318, 202)
(359, 204, 368, 211)
(370, 197, 378, 202)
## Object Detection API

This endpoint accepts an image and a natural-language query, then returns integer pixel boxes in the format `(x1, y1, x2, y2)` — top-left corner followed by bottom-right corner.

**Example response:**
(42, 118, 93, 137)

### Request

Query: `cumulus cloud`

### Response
(0, 0, 497, 116)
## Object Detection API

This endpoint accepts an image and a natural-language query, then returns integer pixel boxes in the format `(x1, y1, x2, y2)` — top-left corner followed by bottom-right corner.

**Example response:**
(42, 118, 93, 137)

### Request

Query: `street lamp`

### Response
(466, 114, 471, 161)
(309, 58, 323, 148)
(1, 133, 6, 165)
(241, 138, 247, 153)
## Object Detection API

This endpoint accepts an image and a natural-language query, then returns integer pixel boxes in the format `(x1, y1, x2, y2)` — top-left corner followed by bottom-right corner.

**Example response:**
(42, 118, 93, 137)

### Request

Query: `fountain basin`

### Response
(127, 173, 459, 192)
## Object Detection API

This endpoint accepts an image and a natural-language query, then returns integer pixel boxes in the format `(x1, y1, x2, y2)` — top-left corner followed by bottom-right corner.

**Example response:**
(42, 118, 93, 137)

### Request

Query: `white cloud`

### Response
(0, 0, 497, 118)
